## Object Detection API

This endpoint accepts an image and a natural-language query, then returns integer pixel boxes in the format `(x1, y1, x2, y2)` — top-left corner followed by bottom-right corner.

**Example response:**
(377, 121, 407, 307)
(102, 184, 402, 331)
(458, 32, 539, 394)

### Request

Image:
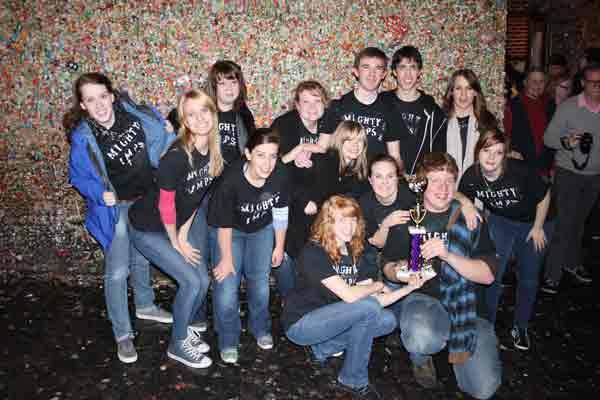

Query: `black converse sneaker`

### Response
(511, 326, 531, 351)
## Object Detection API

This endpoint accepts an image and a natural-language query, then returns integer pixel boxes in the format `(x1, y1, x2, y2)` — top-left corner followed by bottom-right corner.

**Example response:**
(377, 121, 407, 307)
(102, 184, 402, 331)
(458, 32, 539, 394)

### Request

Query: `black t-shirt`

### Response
(129, 144, 215, 232)
(457, 116, 470, 164)
(322, 91, 400, 160)
(208, 159, 289, 232)
(458, 159, 548, 222)
(218, 110, 241, 164)
(94, 112, 154, 200)
(271, 109, 322, 156)
(385, 205, 496, 313)
(359, 182, 416, 262)
(380, 91, 447, 175)
(281, 242, 377, 330)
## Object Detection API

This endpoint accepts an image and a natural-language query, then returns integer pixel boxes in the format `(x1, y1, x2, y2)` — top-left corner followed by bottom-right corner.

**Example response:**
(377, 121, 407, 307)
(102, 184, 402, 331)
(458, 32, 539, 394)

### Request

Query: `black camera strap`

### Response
(572, 153, 591, 170)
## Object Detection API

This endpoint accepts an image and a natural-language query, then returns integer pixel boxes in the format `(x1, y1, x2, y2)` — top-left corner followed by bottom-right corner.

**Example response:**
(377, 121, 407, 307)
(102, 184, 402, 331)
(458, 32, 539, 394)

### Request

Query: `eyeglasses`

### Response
(584, 79, 600, 87)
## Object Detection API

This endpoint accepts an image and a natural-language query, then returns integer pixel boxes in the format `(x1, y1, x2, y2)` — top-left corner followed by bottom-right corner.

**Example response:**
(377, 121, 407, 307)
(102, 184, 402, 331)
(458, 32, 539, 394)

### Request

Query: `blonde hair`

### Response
(310, 195, 366, 265)
(176, 89, 224, 177)
(329, 120, 368, 180)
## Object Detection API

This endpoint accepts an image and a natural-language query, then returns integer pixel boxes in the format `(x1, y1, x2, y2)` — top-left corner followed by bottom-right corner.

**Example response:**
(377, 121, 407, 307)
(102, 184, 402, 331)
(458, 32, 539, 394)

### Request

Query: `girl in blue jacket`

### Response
(64, 73, 175, 363)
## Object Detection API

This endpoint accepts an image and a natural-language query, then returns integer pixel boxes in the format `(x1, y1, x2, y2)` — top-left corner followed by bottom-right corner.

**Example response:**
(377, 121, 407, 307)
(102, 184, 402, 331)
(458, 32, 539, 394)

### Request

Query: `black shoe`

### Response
(564, 265, 593, 284)
(511, 326, 530, 351)
(384, 332, 402, 349)
(304, 347, 326, 368)
(412, 356, 438, 389)
(335, 382, 382, 400)
(540, 279, 559, 295)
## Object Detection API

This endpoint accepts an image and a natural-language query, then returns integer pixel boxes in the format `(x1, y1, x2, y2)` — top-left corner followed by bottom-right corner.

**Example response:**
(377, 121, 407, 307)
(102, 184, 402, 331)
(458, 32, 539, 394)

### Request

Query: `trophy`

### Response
(396, 176, 437, 281)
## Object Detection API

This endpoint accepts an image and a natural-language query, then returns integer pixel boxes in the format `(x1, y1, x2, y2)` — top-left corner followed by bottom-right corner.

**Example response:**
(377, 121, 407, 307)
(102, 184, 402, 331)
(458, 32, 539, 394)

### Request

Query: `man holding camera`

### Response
(542, 63, 600, 292)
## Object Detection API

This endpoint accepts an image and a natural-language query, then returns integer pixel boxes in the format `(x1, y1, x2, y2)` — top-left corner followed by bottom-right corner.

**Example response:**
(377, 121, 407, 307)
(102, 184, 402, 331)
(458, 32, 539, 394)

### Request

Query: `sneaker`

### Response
(335, 382, 382, 400)
(412, 356, 437, 389)
(220, 347, 239, 364)
(540, 279, 559, 295)
(117, 338, 138, 364)
(187, 327, 210, 353)
(511, 326, 531, 351)
(167, 334, 213, 369)
(257, 334, 274, 350)
(564, 265, 593, 284)
(188, 320, 208, 335)
(332, 351, 344, 358)
(136, 306, 173, 323)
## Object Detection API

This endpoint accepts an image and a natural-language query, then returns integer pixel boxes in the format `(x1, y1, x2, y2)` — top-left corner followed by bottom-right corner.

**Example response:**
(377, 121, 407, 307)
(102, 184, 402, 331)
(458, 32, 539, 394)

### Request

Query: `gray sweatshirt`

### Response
(544, 96, 600, 175)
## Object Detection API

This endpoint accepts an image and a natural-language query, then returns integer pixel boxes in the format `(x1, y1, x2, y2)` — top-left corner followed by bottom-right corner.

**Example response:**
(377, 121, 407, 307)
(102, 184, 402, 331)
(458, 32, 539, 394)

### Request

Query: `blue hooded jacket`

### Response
(68, 98, 175, 251)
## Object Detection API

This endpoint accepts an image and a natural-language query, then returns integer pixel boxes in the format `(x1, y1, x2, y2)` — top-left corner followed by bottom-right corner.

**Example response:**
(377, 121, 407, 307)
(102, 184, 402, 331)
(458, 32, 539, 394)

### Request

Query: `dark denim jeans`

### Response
(487, 214, 553, 329)
(130, 225, 210, 343)
(209, 225, 274, 350)
(189, 205, 213, 324)
(390, 293, 502, 400)
(286, 297, 396, 389)
(105, 202, 156, 341)
(273, 252, 296, 299)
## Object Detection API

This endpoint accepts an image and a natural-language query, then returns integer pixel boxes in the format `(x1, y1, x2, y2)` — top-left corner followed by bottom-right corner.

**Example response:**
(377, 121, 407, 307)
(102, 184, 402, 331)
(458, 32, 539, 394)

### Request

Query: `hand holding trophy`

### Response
(396, 176, 437, 281)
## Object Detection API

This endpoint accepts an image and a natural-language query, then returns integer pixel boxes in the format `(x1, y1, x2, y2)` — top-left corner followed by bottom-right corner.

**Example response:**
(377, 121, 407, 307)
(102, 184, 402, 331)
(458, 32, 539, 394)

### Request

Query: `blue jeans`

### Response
(189, 206, 213, 324)
(487, 214, 553, 329)
(130, 225, 210, 342)
(391, 293, 501, 400)
(104, 203, 156, 342)
(210, 225, 274, 350)
(273, 252, 296, 299)
(286, 297, 396, 389)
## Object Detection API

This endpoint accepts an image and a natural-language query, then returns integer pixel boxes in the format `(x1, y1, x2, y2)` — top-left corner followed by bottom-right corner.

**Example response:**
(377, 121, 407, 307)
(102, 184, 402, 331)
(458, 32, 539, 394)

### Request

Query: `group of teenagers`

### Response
(64, 45, 559, 399)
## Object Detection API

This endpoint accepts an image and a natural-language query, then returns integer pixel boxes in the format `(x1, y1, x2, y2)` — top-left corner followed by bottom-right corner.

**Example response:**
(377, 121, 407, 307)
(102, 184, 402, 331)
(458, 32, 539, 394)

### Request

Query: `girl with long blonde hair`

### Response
(128, 89, 224, 369)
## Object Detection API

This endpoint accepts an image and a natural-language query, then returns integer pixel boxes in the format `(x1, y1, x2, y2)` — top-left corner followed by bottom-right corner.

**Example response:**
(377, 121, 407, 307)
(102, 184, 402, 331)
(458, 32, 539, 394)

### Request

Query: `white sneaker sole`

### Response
(167, 351, 212, 368)
(257, 342, 274, 350)
(220, 352, 239, 364)
(118, 352, 138, 363)
(136, 312, 173, 324)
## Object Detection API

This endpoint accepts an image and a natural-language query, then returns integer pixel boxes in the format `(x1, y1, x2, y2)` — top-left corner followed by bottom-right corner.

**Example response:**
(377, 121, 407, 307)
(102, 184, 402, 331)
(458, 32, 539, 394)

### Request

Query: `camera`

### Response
(580, 132, 593, 154)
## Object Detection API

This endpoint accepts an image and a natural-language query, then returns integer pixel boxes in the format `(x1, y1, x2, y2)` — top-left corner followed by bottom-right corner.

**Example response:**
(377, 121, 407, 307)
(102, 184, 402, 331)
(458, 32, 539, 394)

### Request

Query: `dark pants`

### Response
(544, 168, 600, 282)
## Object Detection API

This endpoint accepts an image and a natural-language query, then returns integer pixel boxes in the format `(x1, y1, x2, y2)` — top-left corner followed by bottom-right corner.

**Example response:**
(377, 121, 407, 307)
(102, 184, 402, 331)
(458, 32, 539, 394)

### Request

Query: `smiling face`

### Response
(216, 76, 240, 111)
(333, 211, 358, 244)
(353, 56, 387, 93)
(295, 89, 325, 126)
(369, 160, 399, 203)
(452, 75, 476, 115)
(525, 71, 546, 100)
(341, 134, 365, 163)
(478, 142, 505, 178)
(244, 143, 279, 181)
(183, 97, 214, 137)
(423, 169, 456, 213)
(79, 83, 115, 129)
(394, 58, 421, 92)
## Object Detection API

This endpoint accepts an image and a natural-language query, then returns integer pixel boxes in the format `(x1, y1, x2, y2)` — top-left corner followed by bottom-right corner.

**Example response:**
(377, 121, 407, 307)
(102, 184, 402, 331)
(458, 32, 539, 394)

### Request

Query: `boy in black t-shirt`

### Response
(380, 46, 447, 176)
(319, 47, 402, 165)
(381, 153, 501, 399)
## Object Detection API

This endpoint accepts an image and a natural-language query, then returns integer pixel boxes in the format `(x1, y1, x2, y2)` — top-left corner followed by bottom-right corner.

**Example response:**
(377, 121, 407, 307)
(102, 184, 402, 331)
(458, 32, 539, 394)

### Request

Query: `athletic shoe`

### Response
(186, 327, 210, 353)
(220, 347, 239, 364)
(167, 334, 212, 368)
(564, 265, 592, 284)
(412, 356, 438, 389)
(335, 382, 382, 400)
(540, 279, 559, 295)
(257, 334, 274, 350)
(136, 306, 173, 323)
(117, 338, 138, 364)
(511, 326, 531, 351)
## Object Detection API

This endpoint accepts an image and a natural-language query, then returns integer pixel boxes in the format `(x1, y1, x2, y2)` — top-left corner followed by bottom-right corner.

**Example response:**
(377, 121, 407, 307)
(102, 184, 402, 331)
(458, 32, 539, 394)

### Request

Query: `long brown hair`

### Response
(310, 195, 366, 265)
(206, 60, 247, 112)
(63, 72, 117, 135)
(443, 69, 497, 131)
(176, 89, 224, 177)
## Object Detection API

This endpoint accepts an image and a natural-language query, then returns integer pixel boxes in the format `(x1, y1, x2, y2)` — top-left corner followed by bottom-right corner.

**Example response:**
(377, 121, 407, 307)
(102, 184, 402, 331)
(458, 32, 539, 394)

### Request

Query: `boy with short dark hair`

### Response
(380, 46, 447, 176)
(320, 47, 402, 166)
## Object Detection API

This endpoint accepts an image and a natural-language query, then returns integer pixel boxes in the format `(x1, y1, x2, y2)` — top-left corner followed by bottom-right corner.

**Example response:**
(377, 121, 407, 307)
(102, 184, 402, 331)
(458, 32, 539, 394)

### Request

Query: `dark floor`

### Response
(1, 265, 599, 400)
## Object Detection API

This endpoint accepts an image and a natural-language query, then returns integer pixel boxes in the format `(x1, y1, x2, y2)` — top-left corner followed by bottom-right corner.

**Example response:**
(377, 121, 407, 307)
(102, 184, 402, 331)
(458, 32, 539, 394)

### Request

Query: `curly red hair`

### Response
(309, 195, 366, 265)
